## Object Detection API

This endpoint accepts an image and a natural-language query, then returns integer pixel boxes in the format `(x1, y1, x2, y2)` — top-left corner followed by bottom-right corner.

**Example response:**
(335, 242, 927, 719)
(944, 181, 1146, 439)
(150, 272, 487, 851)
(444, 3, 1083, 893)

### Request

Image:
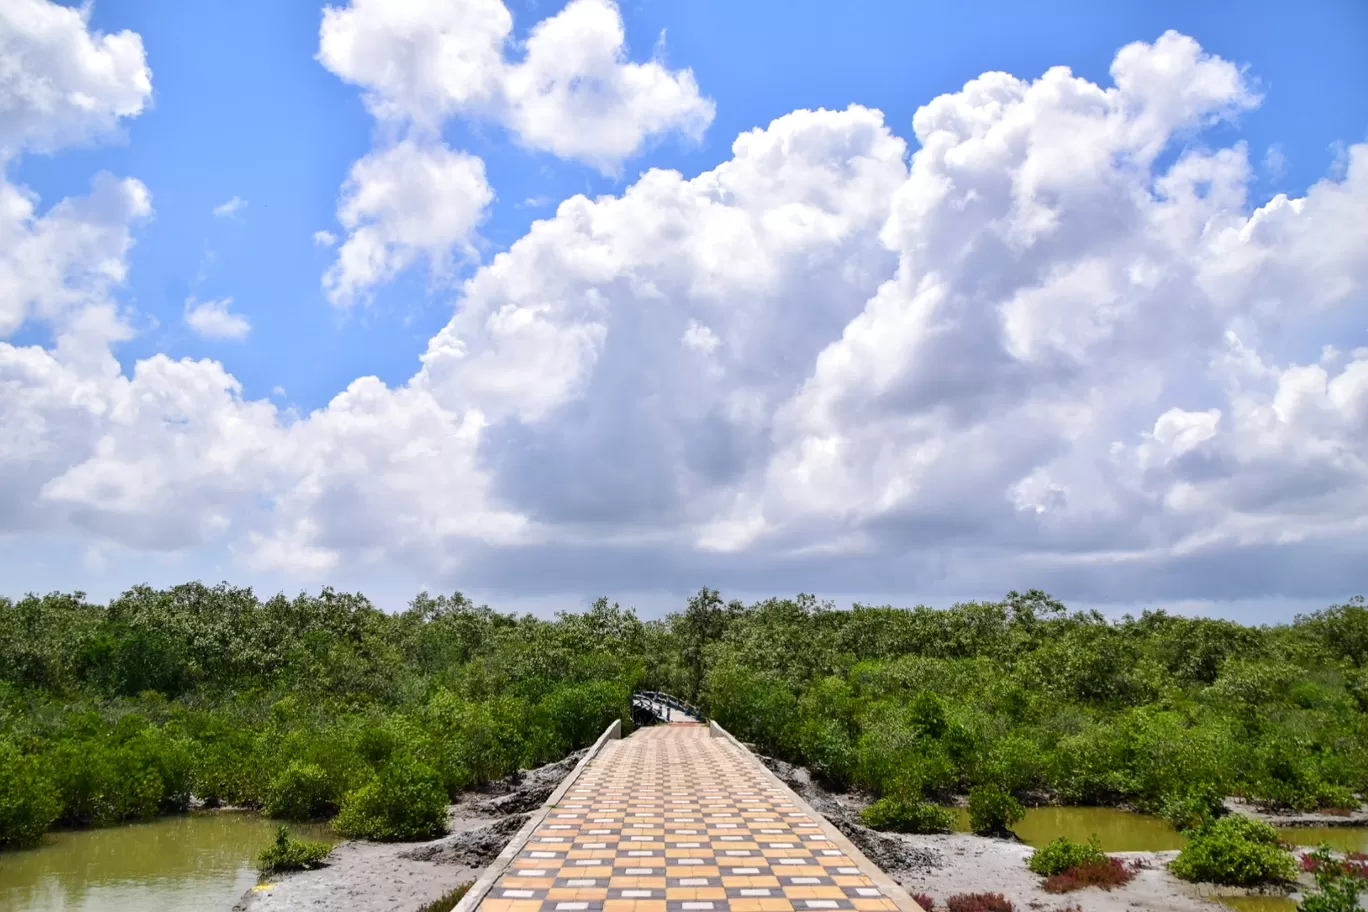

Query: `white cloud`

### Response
(184, 297, 251, 340)
(317, 0, 713, 172)
(323, 139, 493, 306)
(0, 0, 152, 158)
(6, 19, 1368, 607)
(212, 196, 247, 217)
(313, 229, 338, 247)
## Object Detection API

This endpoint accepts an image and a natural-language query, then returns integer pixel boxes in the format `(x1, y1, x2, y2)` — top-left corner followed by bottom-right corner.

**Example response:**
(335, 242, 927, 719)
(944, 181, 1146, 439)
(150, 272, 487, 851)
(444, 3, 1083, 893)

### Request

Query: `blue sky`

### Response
(1, 0, 1366, 617)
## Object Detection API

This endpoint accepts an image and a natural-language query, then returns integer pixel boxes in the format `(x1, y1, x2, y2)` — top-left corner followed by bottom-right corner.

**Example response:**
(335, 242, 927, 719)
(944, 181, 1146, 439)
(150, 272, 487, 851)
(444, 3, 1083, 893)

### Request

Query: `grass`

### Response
(417, 880, 475, 912)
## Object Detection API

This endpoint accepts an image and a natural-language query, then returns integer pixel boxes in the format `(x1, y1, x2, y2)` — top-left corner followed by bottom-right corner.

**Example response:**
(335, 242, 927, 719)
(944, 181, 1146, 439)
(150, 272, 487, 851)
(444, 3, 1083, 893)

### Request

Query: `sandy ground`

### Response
(232, 751, 586, 912)
(1225, 797, 1368, 828)
(755, 756, 1324, 912)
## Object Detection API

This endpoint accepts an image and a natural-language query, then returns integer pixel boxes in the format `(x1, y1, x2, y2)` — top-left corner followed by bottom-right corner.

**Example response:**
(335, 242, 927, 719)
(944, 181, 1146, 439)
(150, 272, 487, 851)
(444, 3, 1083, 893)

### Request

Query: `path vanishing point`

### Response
(464, 721, 923, 912)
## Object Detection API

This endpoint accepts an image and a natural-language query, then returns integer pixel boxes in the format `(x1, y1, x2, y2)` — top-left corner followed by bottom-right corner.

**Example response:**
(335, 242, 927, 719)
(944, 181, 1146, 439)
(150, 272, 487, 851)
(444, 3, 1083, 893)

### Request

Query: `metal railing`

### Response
(631, 690, 707, 724)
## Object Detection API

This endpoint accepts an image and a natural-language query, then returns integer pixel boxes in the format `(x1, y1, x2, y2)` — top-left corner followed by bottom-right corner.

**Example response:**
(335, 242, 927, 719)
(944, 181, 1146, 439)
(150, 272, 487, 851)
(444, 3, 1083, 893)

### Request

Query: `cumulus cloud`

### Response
(323, 140, 493, 306)
(0, 0, 152, 158)
(6, 16, 1368, 605)
(212, 196, 246, 217)
(184, 297, 251, 340)
(317, 0, 713, 171)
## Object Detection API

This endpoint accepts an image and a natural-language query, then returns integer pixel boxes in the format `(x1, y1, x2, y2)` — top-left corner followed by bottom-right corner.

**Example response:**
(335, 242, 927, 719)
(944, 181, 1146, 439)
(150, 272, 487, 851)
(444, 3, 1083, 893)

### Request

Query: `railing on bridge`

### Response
(631, 690, 707, 725)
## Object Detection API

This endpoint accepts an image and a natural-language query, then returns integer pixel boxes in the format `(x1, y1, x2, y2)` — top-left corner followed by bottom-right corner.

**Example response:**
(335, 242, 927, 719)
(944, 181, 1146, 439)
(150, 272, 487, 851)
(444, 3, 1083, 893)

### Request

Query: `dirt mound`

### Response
(401, 813, 530, 867)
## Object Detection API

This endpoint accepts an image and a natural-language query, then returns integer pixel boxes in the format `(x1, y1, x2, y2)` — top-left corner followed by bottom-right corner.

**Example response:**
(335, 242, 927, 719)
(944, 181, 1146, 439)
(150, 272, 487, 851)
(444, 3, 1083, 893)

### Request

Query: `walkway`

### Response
(477, 724, 910, 912)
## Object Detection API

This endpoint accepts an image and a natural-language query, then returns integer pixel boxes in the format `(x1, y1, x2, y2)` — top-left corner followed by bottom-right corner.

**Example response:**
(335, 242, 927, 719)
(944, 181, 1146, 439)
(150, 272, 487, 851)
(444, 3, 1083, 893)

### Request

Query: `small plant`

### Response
(256, 825, 333, 875)
(418, 881, 475, 912)
(1169, 815, 1296, 886)
(264, 760, 339, 821)
(944, 893, 1014, 912)
(1299, 845, 1366, 912)
(333, 754, 448, 842)
(1041, 857, 1139, 893)
(1028, 835, 1106, 876)
(967, 786, 1024, 837)
(861, 797, 956, 834)
(912, 893, 936, 910)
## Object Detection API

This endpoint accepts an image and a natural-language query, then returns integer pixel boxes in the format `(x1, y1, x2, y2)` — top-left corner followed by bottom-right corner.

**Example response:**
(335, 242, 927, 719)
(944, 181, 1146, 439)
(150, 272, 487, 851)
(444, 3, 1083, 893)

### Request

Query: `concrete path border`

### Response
(452, 718, 622, 912)
(709, 719, 925, 912)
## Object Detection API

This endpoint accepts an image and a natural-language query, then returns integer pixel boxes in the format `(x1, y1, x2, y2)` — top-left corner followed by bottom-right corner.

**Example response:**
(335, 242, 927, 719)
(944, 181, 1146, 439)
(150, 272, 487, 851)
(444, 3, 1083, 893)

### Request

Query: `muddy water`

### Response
(947, 806, 1189, 851)
(1275, 825, 1368, 854)
(1214, 898, 1298, 912)
(0, 812, 336, 912)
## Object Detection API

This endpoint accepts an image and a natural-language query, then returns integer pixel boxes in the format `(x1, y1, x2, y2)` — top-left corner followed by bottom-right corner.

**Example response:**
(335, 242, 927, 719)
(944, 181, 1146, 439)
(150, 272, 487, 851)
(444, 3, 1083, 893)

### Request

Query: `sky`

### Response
(1, 0, 1366, 620)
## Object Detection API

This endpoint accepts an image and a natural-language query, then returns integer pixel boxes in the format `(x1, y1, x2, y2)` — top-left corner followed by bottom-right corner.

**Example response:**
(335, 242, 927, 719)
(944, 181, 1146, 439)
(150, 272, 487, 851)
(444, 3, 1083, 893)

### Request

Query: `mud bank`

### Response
(233, 751, 587, 912)
(757, 757, 1306, 912)
(1225, 797, 1368, 828)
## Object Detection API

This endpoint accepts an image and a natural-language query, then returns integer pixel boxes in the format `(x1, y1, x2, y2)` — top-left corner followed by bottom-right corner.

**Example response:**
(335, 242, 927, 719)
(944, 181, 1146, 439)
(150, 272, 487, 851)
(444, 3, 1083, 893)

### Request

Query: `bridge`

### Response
(458, 702, 922, 912)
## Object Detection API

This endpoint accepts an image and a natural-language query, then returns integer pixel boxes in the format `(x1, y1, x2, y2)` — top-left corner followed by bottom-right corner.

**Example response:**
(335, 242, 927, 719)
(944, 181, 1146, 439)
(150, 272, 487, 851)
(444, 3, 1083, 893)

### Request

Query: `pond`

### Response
(0, 812, 337, 912)
(948, 806, 1188, 851)
(948, 806, 1368, 856)
(1213, 897, 1298, 912)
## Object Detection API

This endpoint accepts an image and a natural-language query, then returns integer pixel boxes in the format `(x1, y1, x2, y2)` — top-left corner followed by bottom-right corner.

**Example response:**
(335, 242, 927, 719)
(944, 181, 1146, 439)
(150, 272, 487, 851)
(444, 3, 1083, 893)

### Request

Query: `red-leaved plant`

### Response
(1041, 857, 1140, 893)
(944, 893, 1014, 912)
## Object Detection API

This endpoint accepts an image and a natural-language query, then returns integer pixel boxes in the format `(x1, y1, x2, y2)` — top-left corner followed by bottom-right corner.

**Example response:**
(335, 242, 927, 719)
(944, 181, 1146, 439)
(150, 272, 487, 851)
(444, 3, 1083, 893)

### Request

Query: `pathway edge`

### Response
(453, 718, 623, 912)
(709, 719, 925, 912)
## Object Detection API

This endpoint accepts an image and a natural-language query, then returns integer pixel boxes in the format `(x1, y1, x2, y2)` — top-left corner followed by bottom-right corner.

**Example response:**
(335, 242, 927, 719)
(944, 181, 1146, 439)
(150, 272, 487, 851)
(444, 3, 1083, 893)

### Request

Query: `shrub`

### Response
(1160, 786, 1225, 833)
(0, 742, 61, 848)
(333, 754, 448, 841)
(861, 797, 956, 834)
(944, 893, 1014, 912)
(264, 761, 339, 821)
(1300, 845, 1366, 912)
(418, 881, 474, 912)
(1169, 815, 1296, 886)
(1028, 835, 1106, 877)
(1041, 857, 1138, 893)
(911, 893, 936, 910)
(967, 786, 1024, 836)
(256, 825, 333, 874)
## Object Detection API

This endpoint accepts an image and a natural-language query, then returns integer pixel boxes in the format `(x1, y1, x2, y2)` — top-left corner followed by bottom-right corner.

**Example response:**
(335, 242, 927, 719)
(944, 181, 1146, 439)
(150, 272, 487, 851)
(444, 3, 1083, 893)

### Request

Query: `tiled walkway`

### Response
(478, 724, 903, 912)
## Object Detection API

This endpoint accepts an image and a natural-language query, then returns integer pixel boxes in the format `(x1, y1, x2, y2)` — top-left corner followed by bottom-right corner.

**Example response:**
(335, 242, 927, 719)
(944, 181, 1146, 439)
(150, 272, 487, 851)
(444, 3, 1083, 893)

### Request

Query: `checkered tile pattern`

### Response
(479, 724, 901, 912)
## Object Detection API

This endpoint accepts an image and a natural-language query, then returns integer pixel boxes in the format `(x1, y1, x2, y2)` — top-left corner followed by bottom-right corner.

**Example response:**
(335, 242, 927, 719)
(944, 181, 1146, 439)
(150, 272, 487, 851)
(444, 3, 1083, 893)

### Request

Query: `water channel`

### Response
(0, 812, 335, 912)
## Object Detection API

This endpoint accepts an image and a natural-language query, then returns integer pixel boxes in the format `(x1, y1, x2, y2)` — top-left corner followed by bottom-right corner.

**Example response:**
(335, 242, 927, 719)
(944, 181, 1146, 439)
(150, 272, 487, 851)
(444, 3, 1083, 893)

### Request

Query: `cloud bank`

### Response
(2, 4, 1366, 607)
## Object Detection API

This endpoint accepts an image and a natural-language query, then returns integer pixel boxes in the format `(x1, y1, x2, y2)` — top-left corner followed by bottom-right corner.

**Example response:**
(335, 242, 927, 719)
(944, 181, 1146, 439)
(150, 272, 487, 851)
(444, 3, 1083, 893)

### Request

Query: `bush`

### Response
(861, 797, 956, 834)
(0, 742, 61, 848)
(1160, 786, 1225, 833)
(1028, 835, 1106, 877)
(944, 893, 1014, 912)
(967, 786, 1024, 836)
(1042, 857, 1138, 893)
(264, 761, 339, 821)
(257, 825, 333, 874)
(418, 881, 475, 912)
(1299, 846, 1366, 912)
(1169, 815, 1296, 886)
(333, 754, 448, 841)
(912, 893, 936, 910)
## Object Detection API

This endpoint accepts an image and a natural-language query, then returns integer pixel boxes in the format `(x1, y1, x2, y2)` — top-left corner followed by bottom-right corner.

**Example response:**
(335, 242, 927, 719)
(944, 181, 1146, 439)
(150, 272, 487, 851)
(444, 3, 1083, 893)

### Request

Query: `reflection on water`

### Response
(947, 806, 1188, 851)
(0, 812, 336, 912)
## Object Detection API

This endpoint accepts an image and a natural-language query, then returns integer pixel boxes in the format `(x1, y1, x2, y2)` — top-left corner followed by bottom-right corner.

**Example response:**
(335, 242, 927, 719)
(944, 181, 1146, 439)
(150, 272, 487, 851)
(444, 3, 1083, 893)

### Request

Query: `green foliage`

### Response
(1159, 786, 1226, 833)
(0, 741, 61, 848)
(860, 797, 956, 834)
(2, 582, 1367, 855)
(967, 786, 1024, 836)
(1299, 845, 1366, 912)
(418, 882, 475, 912)
(256, 825, 333, 874)
(333, 754, 449, 842)
(1027, 835, 1106, 877)
(1169, 816, 1297, 886)
(264, 761, 339, 821)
